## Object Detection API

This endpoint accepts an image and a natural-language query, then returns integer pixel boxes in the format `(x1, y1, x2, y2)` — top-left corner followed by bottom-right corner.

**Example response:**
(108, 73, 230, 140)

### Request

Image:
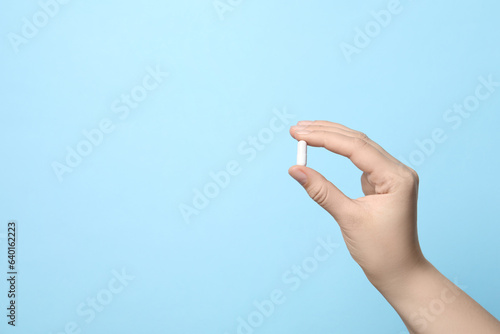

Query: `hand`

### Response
(288, 120, 425, 289)
(289, 121, 500, 333)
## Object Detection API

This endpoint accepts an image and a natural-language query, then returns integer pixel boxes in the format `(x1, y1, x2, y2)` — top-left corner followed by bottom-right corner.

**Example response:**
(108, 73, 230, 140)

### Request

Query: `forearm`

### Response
(374, 260, 500, 334)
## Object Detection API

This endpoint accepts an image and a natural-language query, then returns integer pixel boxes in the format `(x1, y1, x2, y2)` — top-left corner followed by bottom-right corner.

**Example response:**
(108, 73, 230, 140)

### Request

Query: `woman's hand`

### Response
(288, 120, 424, 288)
(288, 120, 500, 333)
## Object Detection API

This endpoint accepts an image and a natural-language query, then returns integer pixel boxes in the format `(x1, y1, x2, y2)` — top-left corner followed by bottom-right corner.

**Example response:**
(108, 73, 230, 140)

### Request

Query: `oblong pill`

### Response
(297, 140, 307, 166)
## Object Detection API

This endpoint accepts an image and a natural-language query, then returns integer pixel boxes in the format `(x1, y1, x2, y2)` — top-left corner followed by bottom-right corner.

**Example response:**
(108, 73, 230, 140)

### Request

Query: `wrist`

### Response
(368, 255, 433, 296)
(371, 257, 447, 317)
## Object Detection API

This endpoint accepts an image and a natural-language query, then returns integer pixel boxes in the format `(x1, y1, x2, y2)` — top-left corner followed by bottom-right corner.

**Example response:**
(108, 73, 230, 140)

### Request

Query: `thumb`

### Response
(288, 165, 353, 221)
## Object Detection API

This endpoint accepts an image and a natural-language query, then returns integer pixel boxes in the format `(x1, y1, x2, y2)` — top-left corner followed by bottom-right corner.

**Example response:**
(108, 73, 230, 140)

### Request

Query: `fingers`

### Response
(290, 122, 394, 174)
(289, 165, 354, 221)
(296, 121, 400, 165)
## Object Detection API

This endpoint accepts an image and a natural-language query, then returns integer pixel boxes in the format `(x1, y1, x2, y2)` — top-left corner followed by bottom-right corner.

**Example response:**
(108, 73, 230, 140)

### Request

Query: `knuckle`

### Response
(410, 169, 420, 184)
(396, 163, 419, 186)
(308, 184, 330, 207)
(353, 137, 369, 150)
(356, 132, 369, 141)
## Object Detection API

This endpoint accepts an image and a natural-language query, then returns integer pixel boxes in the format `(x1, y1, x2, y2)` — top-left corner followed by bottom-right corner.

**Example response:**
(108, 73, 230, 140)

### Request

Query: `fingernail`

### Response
(292, 125, 311, 135)
(290, 169, 308, 185)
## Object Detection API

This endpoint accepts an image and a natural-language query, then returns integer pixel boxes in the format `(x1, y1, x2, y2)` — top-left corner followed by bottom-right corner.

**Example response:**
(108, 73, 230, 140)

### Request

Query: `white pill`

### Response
(297, 140, 307, 166)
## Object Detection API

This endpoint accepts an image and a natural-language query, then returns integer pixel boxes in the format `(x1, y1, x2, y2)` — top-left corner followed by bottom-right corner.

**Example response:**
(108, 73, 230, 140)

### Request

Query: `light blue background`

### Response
(1, 0, 499, 333)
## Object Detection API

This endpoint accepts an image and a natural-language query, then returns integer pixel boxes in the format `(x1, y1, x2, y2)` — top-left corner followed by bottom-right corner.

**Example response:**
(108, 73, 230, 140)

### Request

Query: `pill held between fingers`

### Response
(297, 140, 307, 166)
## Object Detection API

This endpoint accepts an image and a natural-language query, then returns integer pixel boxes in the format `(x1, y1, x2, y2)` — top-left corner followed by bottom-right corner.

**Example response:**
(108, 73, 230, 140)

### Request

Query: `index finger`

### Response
(291, 126, 394, 174)
(297, 120, 400, 165)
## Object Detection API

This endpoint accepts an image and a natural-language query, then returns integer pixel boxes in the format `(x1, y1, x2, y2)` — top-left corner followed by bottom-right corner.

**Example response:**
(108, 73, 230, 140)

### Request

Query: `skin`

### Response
(288, 120, 500, 334)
